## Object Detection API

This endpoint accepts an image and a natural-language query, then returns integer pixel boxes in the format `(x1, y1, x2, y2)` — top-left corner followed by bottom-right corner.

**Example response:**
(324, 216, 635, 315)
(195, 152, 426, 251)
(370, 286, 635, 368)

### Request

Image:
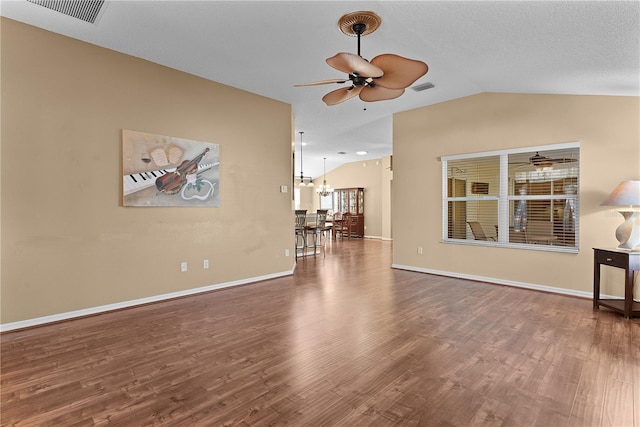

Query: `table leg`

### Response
(624, 268, 634, 318)
(593, 254, 601, 309)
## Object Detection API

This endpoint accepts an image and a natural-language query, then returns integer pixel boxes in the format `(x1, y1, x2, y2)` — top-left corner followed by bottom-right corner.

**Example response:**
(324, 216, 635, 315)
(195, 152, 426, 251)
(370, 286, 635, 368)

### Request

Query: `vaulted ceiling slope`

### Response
(2, 1, 639, 178)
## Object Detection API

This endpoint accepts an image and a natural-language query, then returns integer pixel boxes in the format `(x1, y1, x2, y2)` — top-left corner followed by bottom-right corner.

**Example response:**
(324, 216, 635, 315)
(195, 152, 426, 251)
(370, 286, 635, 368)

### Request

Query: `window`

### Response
(442, 142, 579, 252)
(319, 193, 333, 211)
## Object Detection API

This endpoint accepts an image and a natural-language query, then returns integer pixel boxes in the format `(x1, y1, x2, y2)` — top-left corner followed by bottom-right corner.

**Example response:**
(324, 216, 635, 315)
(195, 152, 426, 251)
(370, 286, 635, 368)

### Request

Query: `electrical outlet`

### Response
(181, 262, 188, 272)
(417, 247, 423, 255)
(285, 249, 290, 257)
(203, 259, 209, 269)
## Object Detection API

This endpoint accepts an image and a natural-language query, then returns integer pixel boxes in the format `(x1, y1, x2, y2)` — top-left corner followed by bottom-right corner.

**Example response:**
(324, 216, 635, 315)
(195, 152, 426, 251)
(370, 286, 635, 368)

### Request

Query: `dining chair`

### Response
(348, 214, 360, 237)
(334, 212, 351, 240)
(316, 209, 332, 242)
(306, 210, 328, 257)
(294, 210, 307, 259)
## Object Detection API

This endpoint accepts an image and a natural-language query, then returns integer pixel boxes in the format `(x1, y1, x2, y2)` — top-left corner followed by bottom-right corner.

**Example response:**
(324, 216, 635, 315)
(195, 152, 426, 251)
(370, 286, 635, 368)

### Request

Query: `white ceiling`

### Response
(2, 0, 639, 179)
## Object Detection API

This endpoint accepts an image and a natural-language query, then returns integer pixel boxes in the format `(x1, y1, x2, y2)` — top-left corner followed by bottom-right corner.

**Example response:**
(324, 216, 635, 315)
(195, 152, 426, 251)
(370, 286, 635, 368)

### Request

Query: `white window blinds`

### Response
(442, 143, 579, 252)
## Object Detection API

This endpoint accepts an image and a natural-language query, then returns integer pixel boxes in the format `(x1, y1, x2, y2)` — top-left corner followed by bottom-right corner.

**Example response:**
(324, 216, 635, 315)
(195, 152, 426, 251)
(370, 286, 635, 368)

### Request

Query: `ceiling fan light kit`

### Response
(295, 11, 429, 106)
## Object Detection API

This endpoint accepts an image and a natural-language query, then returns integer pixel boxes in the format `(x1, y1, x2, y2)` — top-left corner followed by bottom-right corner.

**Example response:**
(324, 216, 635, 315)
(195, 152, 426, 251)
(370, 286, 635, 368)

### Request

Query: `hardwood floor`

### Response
(2, 239, 639, 426)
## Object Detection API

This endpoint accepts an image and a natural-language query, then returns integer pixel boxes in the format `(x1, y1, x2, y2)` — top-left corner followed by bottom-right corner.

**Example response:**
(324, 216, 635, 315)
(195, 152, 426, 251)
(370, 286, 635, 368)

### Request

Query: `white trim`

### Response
(1, 270, 294, 332)
(363, 234, 384, 240)
(442, 161, 448, 241)
(391, 263, 600, 300)
(440, 141, 580, 161)
(498, 154, 509, 244)
(440, 238, 579, 253)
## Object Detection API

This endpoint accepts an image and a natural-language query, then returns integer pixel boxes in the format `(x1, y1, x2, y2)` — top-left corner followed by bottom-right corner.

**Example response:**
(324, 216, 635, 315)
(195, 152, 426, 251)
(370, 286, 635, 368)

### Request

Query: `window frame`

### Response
(319, 193, 333, 211)
(441, 142, 580, 253)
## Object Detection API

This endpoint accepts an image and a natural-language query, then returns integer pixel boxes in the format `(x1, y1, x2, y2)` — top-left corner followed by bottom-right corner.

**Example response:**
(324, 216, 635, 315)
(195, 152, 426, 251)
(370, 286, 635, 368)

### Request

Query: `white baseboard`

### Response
(3, 265, 614, 333)
(391, 264, 601, 300)
(1, 269, 294, 333)
(362, 235, 393, 241)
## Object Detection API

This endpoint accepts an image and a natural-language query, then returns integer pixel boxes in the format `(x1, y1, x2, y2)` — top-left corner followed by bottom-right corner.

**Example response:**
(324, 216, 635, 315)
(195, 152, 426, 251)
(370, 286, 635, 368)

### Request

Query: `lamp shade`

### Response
(601, 180, 640, 207)
(601, 180, 640, 250)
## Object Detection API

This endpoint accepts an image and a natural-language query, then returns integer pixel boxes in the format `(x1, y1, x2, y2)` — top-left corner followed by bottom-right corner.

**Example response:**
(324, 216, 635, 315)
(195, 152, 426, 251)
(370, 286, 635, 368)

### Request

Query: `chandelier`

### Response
(316, 157, 334, 197)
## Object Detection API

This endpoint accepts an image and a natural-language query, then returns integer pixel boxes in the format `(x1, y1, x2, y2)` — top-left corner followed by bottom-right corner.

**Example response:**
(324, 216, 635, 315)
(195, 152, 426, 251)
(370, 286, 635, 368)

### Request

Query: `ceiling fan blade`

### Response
(326, 52, 384, 78)
(370, 54, 428, 90)
(322, 86, 363, 106)
(528, 152, 578, 166)
(359, 86, 405, 103)
(549, 158, 578, 164)
(294, 79, 347, 87)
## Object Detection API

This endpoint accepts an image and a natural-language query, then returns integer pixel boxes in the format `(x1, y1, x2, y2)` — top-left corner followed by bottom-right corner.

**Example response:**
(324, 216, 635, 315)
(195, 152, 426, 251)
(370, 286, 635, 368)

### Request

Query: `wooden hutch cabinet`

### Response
(333, 187, 364, 237)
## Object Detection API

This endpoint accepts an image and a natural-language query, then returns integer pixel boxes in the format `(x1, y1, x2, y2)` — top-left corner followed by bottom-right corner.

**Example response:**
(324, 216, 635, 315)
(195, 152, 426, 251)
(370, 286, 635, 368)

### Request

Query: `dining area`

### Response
(295, 210, 358, 258)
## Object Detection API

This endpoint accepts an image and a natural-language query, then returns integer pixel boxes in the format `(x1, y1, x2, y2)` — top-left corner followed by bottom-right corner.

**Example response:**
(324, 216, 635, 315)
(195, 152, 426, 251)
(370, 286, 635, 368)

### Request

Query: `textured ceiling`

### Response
(2, 1, 639, 178)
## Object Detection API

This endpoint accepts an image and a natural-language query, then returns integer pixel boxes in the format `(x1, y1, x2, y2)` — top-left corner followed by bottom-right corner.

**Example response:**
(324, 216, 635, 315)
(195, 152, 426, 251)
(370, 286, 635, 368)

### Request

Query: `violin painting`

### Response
(122, 129, 220, 207)
(155, 147, 210, 195)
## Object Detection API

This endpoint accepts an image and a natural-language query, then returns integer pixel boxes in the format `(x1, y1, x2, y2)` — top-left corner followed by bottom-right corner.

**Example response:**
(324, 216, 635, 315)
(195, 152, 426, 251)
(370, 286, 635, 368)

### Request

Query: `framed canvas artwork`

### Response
(122, 129, 220, 207)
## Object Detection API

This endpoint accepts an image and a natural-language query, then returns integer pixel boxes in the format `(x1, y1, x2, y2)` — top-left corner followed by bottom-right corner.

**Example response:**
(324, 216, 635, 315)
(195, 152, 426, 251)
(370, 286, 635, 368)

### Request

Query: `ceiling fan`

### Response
(528, 152, 578, 167)
(294, 11, 429, 106)
(512, 152, 578, 168)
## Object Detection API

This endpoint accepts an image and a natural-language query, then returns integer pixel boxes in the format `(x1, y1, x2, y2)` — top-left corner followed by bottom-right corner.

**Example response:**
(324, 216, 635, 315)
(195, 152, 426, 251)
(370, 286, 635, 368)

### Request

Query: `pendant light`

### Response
(298, 131, 306, 187)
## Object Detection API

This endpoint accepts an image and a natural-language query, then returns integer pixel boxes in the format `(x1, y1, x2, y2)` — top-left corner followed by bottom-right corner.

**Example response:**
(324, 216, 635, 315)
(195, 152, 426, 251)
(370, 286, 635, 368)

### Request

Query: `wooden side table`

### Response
(593, 248, 640, 318)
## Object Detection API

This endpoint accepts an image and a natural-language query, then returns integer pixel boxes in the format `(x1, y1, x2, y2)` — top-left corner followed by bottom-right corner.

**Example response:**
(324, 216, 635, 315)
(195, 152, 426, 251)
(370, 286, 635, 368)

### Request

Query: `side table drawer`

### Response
(595, 251, 628, 268)
(593, 248, 639, 318)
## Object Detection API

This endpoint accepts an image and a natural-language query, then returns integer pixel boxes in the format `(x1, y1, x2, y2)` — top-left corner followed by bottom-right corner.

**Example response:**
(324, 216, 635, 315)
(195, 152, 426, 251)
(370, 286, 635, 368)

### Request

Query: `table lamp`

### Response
(601, 180, 640, 250)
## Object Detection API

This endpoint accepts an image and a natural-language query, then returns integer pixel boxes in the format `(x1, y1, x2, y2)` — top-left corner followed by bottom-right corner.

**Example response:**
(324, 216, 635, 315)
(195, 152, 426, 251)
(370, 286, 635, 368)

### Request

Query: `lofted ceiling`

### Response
(2, 1, 639, 179)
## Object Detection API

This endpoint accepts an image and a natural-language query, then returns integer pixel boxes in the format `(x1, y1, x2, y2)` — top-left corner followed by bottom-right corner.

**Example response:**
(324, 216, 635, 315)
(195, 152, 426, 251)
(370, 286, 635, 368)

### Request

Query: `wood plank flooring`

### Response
(2, 239, 639, 426)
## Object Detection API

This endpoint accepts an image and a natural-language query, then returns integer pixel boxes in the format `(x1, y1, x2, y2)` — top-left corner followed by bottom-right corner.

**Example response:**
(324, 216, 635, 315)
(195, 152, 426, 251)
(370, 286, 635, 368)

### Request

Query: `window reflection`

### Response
(444, 145, 579, 251)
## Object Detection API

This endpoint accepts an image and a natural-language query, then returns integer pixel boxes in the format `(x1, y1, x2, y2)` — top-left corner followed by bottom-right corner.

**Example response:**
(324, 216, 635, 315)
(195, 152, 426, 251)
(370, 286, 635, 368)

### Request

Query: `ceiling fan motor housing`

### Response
(350, 74, 375, 87)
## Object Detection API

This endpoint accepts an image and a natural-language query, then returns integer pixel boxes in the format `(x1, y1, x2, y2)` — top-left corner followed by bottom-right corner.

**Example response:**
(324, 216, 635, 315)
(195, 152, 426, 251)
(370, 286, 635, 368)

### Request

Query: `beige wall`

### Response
(1, 19, 294, 325)
(393, 93, 640, 296)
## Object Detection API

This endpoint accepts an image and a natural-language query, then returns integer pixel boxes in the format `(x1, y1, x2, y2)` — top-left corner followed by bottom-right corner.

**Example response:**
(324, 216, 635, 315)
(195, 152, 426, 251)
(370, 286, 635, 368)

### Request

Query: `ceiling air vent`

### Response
(412, 82, 435, 92)
(27, 0, 105, 24)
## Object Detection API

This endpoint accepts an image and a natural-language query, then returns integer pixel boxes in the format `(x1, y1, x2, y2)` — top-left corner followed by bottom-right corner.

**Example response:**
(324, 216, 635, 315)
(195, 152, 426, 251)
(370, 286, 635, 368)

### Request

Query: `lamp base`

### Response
(615, 210, 640, 251)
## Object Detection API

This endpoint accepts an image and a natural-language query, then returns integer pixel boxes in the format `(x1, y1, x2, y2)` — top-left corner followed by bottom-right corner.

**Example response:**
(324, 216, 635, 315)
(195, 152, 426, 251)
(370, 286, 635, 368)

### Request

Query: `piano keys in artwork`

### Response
(123, 162, 218, 196)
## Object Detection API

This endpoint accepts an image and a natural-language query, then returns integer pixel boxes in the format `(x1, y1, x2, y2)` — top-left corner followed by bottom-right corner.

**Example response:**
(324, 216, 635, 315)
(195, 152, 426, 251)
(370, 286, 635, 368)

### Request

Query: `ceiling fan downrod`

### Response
(349, 21, 376, 88)
(352, 22, 366, 57)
